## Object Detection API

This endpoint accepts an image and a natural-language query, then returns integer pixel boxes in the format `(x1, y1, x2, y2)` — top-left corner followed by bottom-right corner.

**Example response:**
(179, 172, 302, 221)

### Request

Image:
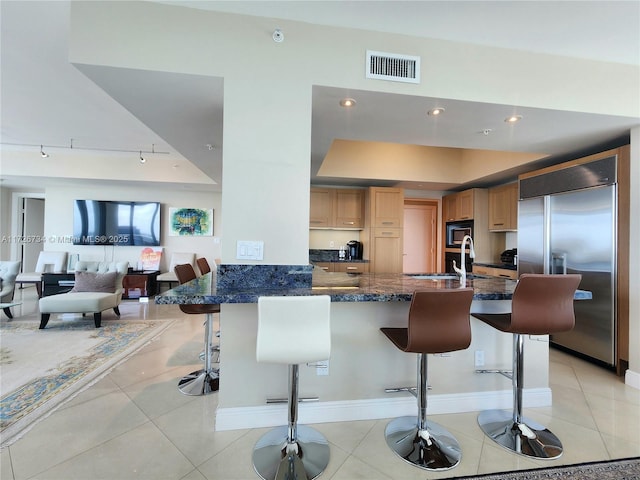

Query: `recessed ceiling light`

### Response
(505, 115, 523, 123)
(427, 107, 445, 116)
(339, 98, 356, 107)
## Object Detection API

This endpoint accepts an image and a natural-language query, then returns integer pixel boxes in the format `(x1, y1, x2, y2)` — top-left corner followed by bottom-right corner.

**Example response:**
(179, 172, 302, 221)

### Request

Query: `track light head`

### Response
(40, 145, 49, 158)
(139, 151, 146, 164)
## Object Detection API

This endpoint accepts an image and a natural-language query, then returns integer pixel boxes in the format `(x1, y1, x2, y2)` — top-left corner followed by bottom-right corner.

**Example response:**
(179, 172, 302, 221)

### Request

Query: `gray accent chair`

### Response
(1, 260, 21, 318)
(38, 261, 128, 329)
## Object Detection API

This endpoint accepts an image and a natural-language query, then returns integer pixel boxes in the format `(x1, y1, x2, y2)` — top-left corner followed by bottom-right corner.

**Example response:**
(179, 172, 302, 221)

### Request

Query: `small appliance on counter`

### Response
(346, 240, 363, 260)
(500, 248, 518, 266)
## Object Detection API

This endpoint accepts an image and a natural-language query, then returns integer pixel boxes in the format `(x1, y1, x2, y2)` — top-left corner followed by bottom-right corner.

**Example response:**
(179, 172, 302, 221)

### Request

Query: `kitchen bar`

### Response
(156, 267, 590, 431)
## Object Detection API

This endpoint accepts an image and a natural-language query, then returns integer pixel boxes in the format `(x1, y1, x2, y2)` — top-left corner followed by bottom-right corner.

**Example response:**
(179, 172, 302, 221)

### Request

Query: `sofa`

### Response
(38, 261, 128, 329)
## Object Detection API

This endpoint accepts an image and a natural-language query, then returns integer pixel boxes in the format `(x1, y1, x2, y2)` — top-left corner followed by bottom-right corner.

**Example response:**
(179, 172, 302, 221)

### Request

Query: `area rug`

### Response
(451, 456, 640, 479)
(0, 315, 175, 446)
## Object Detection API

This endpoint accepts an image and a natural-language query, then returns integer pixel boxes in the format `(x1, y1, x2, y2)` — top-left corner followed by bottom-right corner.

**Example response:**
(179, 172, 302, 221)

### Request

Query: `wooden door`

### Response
(403, 203, 437, 273)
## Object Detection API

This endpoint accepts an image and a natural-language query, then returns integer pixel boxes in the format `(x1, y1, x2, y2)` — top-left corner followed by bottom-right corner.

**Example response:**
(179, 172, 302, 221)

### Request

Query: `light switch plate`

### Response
(236, 240, 264, 260)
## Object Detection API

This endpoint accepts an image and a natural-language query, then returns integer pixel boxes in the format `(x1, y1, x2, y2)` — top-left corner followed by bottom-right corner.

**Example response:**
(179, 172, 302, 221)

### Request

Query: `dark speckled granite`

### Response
(156, 271, 592, 305)
(216, 264, 312, 289)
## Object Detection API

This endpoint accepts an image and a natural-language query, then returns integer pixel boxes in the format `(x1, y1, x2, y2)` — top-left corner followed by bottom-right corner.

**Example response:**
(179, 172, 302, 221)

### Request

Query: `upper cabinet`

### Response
(369, 187, 404, 228)
(443, 188, 475, 221)
(488, 183, 518, 231)
(309, 187, 364, 229)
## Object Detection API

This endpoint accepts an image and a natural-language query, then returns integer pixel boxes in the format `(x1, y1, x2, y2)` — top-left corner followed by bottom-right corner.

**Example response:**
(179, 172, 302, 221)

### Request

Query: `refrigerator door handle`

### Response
(551, 252, 567, 275)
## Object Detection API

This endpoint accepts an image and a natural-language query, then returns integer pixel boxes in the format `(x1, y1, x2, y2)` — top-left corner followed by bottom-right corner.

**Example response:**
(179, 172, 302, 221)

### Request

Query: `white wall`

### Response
(39, 184, 222, 272)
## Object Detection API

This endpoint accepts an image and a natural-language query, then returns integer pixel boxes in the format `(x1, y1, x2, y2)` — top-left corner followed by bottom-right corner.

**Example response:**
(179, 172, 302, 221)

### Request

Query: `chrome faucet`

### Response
(453, 235, 475, 287)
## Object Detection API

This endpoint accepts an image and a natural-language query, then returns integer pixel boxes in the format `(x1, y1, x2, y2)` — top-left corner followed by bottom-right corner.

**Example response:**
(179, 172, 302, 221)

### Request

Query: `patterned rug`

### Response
(0, 315, 174, 446)
(451, 457, 640, 479)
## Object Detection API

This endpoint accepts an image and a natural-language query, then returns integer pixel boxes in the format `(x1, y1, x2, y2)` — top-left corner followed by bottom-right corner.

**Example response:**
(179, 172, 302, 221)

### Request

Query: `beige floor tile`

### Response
(1, 446, 14, 480)
(180, 468, 208, 480)
(586, 392, 640, 444)
(9, 390, 149, 479)
(58, 374, 122, 411)
(600, 433, 640, 459)
(33, 421, 195, 479)
(328, 454, 392, 479)
(154, 397, 249, 467)
(312, 419, 377, 454)
(120, 367, 200, 420)
(535, 384, 598, 430)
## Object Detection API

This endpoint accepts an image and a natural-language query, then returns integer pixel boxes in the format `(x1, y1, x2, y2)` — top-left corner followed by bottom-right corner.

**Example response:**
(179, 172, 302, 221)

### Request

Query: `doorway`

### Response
(403, 200, 438, 273)
(10, 193, 45, 272)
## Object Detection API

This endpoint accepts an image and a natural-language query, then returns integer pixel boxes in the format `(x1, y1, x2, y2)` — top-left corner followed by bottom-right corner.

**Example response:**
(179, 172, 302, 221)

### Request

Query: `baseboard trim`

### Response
(625, 369, 640, 390)
(215, 388, 551, 431)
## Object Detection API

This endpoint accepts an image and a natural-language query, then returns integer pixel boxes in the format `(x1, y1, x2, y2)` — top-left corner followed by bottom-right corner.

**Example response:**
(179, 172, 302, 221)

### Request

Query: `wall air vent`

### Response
(366, 50, 420, 84)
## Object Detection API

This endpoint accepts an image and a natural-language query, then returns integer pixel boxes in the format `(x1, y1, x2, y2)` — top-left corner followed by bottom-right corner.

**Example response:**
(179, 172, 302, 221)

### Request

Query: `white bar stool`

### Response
(252, 295, 331, 480)
(471, 273, 581, 459)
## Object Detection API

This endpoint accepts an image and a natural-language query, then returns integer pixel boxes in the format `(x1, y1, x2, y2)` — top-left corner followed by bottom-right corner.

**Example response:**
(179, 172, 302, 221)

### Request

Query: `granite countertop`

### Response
(155, 271, 526, 305)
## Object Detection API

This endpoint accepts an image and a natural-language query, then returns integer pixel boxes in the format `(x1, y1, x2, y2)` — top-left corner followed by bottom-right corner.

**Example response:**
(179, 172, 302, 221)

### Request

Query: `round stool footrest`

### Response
(252, 425, 330, 480)
(177, 368, 219, 396)
(478, 409, 563, 459)
(384, 416, 462, 471)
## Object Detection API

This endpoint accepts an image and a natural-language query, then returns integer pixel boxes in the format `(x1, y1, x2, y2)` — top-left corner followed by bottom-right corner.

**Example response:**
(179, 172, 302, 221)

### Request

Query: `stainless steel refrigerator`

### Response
(518, 155, 617, 367)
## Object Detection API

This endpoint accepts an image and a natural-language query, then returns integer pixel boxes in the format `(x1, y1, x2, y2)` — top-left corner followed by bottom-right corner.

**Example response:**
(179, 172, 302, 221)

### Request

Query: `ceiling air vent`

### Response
(366, 50, 420, 84)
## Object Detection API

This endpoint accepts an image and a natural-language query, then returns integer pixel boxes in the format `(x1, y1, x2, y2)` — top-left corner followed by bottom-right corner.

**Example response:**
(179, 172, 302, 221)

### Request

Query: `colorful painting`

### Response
(169, 208, 213, 236)
(139, 247, 163, 270)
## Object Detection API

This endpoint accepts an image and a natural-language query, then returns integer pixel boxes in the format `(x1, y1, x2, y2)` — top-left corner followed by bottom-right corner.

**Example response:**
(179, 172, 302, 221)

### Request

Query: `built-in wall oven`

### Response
(445, 220, 473, 249)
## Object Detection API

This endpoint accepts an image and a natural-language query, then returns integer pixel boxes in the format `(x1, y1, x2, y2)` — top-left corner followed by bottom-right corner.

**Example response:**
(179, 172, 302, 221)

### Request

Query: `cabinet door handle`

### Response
(382, 221, 394, 225)
(346, 266, 357, 270)
(310, 220, 323, 224)
(493, 222, 504, 226)
(342, 221, 355, 225)
(381, 231, 394, 235)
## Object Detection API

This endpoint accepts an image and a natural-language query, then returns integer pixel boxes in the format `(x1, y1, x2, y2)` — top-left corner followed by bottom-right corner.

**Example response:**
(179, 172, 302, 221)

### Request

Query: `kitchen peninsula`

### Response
(156, 267, 589, 431)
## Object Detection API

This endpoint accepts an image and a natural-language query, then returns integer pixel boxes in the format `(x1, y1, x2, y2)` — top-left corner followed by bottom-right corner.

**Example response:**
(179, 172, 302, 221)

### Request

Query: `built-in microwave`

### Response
(446, 220, 473, 248)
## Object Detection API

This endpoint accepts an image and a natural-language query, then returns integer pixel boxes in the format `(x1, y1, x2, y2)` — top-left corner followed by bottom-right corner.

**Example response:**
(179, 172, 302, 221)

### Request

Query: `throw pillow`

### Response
(71, 271, 117, 293)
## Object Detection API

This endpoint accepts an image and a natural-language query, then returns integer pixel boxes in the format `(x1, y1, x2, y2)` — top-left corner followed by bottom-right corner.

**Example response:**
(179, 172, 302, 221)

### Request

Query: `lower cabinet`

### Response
(313, 262, 369, 273)
(473, 265, 517, 280)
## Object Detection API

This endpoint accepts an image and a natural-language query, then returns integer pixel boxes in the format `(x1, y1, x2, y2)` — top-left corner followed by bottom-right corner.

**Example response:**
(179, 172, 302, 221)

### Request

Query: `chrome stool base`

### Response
(252, 425, 330, 480)
(478, 409, 563, 459)
(384, 416, 462, 471)
(178, 368, 219, 396)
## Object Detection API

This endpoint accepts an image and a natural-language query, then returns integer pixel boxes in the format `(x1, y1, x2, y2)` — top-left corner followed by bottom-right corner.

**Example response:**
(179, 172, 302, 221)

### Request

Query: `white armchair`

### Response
(157, 252, 195, 288)
(38, 261, 129, 329)
(1, 260, 21, 318)
(16, 251, 68, 297)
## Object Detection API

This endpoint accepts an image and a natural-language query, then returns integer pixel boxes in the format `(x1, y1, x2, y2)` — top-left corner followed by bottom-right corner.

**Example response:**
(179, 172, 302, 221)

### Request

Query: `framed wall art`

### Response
(169, 208, 214, 236)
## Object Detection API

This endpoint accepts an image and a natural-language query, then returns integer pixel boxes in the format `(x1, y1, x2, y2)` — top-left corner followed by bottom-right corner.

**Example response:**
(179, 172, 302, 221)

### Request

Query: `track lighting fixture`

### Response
(1, 140, 169, 161)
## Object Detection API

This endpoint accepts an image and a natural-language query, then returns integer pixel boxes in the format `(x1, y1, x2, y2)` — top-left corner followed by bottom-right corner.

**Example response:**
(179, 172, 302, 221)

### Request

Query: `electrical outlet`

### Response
(475, 350, 485, 367)
(316, 360, 329, 376)
(329, 241, 335, 247)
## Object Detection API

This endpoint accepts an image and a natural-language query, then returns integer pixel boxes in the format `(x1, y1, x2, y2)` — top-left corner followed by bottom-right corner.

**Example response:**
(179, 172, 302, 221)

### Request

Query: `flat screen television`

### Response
(73, 200, 161, 246)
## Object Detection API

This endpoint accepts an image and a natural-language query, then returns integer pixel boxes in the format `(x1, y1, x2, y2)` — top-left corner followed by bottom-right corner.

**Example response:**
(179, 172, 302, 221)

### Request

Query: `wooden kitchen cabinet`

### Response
(370, 228, 403, 273)
(363, 187, 404, 273)
(489, 182, 518, 231)
(313, 262, 333, 272)
(334, 262, 369, 273)
(309, 187, 364, 229)
(473, 265, 517, 280)
(310, 188, 333, 228)
(369, 187, 404, 228)
(334, 189, 365, 228)
(443, 189, 475, 221)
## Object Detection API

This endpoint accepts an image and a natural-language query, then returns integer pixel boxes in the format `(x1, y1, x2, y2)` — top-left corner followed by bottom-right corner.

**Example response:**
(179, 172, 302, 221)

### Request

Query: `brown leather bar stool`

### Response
(471, 273, 581, 459)
(196, 257, 211, 275)
(174, 263, 221, 395)
(380, 288, 474, 471)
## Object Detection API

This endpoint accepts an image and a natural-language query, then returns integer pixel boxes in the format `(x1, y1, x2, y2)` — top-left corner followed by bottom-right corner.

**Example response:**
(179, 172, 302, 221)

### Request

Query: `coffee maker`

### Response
(346, 240, 363, 260)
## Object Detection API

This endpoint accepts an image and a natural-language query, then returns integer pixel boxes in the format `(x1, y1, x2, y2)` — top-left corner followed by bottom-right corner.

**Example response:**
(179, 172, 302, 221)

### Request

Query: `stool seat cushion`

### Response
(39, 292, 118, 314)
(379, 327, 408, 351)
(257, 295, 331, 365)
